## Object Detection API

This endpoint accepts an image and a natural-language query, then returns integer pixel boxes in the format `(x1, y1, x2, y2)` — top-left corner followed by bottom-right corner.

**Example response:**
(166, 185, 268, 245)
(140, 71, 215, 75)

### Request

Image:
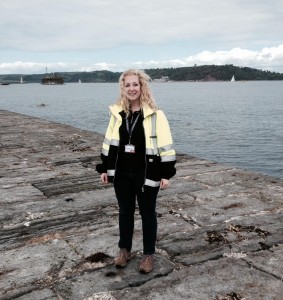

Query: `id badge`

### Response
(125, 144, 135, 153)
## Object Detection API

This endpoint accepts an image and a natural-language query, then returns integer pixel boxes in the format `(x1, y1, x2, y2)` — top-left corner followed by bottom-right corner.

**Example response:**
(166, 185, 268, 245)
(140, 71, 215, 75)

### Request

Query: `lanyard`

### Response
(126, 113, 140, 144)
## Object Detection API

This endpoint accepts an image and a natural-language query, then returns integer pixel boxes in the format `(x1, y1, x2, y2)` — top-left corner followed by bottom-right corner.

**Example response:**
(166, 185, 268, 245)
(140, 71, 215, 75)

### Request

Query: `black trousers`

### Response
(114, 169, 159, 255)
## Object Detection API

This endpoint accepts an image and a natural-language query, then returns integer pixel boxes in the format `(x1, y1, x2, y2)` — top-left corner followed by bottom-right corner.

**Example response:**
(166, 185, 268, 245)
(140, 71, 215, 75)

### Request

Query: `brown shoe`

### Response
(114, 248, 131, 268)
(139, 255, 153, 274)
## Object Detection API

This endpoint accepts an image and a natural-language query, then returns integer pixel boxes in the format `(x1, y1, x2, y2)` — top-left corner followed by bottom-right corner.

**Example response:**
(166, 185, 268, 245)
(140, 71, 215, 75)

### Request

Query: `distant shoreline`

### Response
(1, 64, 283, 84)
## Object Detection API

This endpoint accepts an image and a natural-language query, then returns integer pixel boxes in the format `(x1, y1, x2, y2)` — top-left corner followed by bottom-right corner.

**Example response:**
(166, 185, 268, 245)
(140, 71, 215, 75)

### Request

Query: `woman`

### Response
(96, 69, 176, 273)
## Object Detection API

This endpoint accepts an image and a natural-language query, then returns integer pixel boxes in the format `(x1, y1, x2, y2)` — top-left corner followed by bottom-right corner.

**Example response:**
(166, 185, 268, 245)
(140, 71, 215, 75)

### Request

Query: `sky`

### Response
(1, 0, 283, 75)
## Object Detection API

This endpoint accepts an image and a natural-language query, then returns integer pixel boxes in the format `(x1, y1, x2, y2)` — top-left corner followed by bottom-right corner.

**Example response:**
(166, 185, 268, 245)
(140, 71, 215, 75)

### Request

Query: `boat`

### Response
(1, 82, 10, 85)
(231, 75, 235, 82)
(41, 69, 64, 85)
(153, 76, 170, 82)
(20, 77, 23, 84)
(78, 79, 81, 83)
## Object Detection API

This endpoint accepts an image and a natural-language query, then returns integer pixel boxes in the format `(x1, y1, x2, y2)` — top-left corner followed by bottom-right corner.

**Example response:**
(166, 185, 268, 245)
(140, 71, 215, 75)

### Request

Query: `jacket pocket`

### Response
(146, 155, 161, 181)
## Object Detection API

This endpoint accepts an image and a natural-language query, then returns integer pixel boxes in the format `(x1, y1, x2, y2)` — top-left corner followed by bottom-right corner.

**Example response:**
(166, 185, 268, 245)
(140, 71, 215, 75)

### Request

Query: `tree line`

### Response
(1, 65, 283, 83)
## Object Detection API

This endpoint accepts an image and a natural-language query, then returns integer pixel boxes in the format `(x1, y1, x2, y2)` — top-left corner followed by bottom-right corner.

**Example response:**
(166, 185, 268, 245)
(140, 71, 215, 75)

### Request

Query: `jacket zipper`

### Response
(112, 116, 121, 183)
(142, 152, 147, 193)
(142, 117, 147, 193)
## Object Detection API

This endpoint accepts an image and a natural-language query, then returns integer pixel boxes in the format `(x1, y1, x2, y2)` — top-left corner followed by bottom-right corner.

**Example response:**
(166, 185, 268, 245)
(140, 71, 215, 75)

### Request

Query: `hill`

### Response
(1, 65, 283, 84)
(146, 65, 283, 81)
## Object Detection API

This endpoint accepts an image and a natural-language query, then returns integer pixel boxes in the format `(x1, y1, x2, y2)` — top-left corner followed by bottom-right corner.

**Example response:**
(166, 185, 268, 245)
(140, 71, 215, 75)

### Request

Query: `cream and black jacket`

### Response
(96, 104, 176, 187)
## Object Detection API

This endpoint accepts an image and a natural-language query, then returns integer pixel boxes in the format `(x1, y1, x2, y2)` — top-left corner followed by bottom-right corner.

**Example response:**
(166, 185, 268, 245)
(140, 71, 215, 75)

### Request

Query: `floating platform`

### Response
(41, 74, 64, 85)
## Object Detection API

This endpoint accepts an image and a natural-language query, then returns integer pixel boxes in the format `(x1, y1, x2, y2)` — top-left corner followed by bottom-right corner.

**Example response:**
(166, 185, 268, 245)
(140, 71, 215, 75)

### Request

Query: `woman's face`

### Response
(124, 75, 141, 102)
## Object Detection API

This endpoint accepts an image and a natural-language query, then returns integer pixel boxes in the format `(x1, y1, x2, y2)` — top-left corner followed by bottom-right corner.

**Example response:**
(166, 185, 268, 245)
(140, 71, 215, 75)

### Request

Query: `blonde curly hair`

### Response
(117, 69, 158, 115)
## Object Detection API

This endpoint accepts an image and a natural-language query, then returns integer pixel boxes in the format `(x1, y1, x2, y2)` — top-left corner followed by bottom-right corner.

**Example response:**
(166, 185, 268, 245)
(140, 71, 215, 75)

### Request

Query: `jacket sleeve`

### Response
(96, 155, 107, 174)
(156, 110, 176, 179)
(96, 114, 114, 174)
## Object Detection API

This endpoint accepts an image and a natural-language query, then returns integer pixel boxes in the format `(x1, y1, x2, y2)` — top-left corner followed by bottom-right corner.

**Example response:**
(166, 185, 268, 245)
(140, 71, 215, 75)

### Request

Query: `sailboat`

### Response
(20, 77, 23, 84)
(78, 79, 81, 83)
(231, 75, 235, 82)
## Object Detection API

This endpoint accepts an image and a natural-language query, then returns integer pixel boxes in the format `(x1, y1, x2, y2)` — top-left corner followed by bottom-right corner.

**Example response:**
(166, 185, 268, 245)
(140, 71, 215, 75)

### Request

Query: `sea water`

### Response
(0, 81, 282, 179)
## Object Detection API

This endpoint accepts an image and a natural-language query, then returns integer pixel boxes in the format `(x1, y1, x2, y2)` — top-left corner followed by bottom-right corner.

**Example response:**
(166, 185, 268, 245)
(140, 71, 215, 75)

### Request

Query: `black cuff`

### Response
(96, 163, 107, 174)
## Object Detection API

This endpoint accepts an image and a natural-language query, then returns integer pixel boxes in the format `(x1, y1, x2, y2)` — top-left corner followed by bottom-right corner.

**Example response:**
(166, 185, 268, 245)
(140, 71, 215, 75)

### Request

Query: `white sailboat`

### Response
(78, 79, 81, 83)
(231, 75, 235, 82)
(20, 76, 23, 84)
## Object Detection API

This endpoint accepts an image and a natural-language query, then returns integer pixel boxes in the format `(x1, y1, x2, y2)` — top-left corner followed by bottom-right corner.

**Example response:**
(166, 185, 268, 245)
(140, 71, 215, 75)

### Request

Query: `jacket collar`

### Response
(109, 104, 122, 120)
(109, 104, 155, 119)
(142, 105, 155, 118)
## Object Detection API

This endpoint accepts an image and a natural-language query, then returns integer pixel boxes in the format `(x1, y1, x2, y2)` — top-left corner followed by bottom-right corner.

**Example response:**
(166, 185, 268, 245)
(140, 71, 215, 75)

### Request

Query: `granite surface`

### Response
(0, 109, 282, 300)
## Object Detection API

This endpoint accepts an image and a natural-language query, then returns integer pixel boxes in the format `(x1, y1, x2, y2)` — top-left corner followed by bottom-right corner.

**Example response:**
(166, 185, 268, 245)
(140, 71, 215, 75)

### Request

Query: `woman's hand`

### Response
(100, 173, 108, 184)
(160, 178, 169, 189)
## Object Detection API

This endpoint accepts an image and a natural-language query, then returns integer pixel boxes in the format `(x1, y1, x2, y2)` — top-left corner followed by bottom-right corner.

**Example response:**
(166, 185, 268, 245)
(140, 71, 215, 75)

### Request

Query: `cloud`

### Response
(0, 61, 116, 74)
(182, 45, 283, 71)
(1, 45, 283, 74)
(1, 0, 282, 51)
(1, 1, 283, 73)
(131, 45, 283, 72)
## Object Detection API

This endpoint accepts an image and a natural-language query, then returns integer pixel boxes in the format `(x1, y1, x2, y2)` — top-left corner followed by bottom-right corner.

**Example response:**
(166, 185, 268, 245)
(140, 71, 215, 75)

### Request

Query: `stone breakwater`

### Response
(0, 109, 282, 300)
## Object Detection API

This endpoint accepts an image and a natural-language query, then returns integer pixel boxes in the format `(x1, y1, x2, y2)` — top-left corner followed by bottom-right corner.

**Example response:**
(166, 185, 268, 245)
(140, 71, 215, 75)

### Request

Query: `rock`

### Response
(0, 109, 282, 299)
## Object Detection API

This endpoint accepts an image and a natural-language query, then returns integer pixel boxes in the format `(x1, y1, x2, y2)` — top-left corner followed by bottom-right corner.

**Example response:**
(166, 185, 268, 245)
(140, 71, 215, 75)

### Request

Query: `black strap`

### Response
(126, 113, 140, 144)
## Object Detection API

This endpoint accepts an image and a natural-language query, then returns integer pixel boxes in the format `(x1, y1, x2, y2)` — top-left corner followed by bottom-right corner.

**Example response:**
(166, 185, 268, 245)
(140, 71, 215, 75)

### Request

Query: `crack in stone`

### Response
(243, 258, 283, 281)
